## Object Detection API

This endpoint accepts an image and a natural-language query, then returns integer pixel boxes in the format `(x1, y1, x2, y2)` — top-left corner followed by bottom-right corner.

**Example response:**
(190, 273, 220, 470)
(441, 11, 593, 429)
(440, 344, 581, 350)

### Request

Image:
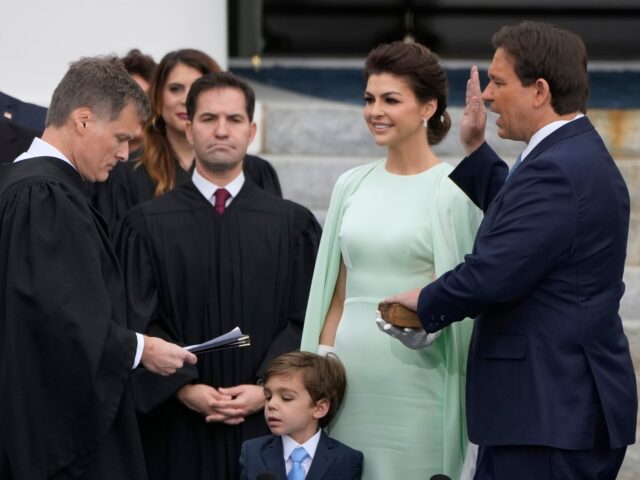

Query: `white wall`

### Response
(0, 0, 228, 107)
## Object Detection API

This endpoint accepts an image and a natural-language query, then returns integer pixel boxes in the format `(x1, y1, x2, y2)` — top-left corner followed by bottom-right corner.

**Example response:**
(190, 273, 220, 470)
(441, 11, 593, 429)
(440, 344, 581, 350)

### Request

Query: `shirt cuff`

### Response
(133, 333, 144, 369)
(317, 344, 335, 357)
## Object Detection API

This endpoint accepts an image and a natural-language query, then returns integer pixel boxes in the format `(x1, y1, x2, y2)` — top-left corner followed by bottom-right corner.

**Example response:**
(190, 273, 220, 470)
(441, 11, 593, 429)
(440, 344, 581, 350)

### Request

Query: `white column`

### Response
(0, 0, 228, 107)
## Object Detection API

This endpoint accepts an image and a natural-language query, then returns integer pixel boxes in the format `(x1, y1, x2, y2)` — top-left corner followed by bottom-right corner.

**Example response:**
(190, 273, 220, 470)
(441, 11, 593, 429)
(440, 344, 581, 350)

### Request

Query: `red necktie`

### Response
(213, 188, 230, 215)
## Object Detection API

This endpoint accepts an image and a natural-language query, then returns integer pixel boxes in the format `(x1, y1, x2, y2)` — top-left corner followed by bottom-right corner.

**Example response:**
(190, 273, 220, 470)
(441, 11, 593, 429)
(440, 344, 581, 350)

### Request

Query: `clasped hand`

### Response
(176, 383, 265, 425)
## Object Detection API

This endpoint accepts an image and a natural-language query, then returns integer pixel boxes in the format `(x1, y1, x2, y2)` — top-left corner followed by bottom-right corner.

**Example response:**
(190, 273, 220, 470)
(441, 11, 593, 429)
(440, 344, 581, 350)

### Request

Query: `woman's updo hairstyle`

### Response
(364, 41, 451, 145)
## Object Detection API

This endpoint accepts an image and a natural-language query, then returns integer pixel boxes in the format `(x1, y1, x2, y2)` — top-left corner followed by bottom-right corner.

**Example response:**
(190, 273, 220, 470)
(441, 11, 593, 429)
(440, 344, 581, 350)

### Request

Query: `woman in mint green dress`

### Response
(300, 41, 482, 480)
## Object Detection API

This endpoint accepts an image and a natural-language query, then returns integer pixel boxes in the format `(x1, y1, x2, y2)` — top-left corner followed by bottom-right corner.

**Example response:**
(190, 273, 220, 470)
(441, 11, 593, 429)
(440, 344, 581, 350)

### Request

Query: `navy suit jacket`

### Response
(0, 119, 39, 165)
(0, 91, 47, 132)
(419, 117, 637, 450)
(239, 430, 363, 480)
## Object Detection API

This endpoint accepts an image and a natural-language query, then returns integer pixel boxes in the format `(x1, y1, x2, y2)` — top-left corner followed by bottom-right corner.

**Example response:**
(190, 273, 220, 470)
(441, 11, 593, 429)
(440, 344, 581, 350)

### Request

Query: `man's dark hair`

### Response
(186, 72, 256, 122)
(492, 21, 589, 114)
(46, 57, 150, 127)
(264, 351, 347, 428)
(121, 49, 157, 83)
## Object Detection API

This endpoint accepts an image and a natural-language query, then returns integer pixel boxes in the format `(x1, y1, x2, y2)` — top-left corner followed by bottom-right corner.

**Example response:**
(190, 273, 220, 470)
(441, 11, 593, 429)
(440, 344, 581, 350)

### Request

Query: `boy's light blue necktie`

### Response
(288, 446, 308, 480)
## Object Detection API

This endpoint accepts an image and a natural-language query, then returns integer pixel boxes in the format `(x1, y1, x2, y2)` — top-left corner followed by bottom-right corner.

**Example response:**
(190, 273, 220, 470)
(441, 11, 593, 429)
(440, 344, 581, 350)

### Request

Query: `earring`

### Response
(151, 115, 163, 131)
(422, 118, 428, 128)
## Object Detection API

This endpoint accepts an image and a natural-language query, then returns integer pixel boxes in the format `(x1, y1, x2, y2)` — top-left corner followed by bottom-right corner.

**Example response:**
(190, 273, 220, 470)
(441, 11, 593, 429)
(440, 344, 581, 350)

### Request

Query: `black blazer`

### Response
(240, 430, 363, 480)
(419, 117, 637, 450)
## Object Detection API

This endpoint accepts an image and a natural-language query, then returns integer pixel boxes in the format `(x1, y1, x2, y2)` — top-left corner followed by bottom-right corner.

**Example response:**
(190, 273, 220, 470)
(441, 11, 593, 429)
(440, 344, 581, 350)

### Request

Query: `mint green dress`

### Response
(301, 160, 482, 480)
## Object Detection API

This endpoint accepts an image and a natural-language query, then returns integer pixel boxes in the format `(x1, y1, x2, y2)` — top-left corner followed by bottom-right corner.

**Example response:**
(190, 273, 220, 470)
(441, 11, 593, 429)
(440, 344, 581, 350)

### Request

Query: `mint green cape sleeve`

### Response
(300, 161, 384, 352)
(431, 168, 483, 479)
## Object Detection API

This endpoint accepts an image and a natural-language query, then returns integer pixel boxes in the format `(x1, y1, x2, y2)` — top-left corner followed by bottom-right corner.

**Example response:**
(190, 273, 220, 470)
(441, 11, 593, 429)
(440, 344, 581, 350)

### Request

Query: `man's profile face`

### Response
(482, 47, 538, 143)
(186, 87, 256, 175)
(74, 103, 141, 182)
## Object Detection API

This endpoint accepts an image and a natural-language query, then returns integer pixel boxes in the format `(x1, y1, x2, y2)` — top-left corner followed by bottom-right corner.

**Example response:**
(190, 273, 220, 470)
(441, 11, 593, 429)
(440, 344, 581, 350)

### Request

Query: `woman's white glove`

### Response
(375, 311, 440, 349)
(317, 344, 335, 357)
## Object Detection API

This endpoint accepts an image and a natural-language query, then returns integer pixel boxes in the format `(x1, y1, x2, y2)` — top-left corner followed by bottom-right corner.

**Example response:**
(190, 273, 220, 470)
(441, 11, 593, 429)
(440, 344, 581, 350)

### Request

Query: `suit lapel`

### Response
(306, 431, 337, 480)
(526, 116, 593, 163)
(489, 116, 594, 207)
(261, 436, 287, 479)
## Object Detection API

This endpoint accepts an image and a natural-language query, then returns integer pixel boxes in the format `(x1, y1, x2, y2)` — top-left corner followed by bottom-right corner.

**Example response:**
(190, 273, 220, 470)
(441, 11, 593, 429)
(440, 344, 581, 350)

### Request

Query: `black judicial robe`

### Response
(0, 157, 146, 480)
(91, 153, 282, 228)
(115, 179, 321, 480)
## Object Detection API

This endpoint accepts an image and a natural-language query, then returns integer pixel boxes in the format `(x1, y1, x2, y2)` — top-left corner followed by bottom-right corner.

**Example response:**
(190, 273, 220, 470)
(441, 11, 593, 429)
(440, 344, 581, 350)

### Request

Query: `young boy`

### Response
(239, 352, 363, 480)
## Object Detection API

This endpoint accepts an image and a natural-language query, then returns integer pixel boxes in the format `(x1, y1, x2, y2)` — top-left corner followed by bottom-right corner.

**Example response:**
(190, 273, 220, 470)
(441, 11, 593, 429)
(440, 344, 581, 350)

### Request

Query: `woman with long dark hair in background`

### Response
(92, 48, 281, 227)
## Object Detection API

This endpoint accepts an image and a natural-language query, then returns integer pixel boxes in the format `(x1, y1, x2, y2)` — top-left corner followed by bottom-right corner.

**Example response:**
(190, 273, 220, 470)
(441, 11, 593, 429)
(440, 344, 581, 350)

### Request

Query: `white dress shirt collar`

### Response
(191, 167, 245, 206)
(521, 113, 584, 161)
(282, 429, 322, 476)
(14, 137, 75, 170)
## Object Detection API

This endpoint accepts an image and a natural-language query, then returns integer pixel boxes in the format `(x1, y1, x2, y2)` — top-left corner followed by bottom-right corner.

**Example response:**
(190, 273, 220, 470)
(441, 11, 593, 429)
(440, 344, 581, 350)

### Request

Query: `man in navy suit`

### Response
(0, 118, 39, 165)
(0, 91, 47, 132)
(240, 352, 363, 480)
(381, 21, 637, 479)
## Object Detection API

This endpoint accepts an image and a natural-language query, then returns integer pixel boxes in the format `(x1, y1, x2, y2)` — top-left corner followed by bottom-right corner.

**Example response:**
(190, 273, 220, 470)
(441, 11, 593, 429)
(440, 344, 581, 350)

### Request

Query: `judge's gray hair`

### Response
(46, 57, 151, 127)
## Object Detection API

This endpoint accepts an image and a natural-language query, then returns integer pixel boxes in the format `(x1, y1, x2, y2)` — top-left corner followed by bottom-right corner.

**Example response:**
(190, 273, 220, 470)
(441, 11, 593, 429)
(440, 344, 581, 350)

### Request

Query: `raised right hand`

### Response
(460, 65, 487, 155)
(141, 336, 197, 376)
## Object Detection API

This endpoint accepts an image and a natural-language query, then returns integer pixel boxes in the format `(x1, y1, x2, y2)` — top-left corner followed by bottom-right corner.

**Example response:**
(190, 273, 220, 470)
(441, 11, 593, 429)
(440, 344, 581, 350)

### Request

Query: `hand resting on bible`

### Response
(375, 313, 440, 349)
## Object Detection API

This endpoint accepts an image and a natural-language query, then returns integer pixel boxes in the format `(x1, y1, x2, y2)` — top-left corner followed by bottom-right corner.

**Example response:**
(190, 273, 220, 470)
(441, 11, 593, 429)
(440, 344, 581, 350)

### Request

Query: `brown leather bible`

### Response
(377, 302, 422, 329)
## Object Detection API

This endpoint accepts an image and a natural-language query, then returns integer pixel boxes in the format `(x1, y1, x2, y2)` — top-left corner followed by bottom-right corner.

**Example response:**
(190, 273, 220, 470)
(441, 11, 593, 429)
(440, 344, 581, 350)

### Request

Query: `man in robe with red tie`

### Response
(115, 72, 321, 480)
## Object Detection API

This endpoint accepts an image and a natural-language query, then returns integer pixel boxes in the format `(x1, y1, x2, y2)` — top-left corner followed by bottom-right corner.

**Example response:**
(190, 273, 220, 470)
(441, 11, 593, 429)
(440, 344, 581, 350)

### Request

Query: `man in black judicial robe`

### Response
(0, 58, 196, 480)
(115, 72, 321, 479)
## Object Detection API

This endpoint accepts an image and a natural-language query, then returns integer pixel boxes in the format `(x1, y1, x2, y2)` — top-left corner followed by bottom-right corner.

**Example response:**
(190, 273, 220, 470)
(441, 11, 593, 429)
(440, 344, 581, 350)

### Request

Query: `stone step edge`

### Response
(257, 100, 640, 158)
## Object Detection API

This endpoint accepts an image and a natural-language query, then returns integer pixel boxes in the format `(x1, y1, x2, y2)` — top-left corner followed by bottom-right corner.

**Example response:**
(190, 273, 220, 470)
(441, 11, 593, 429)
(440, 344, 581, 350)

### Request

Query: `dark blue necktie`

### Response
(505, 154, 523, 182)
(288, 446, 308, 480)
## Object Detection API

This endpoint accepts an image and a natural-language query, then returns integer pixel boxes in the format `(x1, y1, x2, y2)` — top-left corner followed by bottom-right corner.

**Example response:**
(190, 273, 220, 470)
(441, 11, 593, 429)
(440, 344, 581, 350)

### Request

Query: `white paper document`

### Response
(184, 327, 251, 354)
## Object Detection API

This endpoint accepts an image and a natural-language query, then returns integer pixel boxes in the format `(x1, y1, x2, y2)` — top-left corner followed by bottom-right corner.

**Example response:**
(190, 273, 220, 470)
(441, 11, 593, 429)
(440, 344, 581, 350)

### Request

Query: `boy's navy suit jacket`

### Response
(240, 430, 363, 480)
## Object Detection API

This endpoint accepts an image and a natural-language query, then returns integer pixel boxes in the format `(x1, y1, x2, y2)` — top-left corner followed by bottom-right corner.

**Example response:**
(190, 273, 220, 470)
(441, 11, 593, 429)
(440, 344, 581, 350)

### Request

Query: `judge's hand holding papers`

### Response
(141, 335, 197, 375)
